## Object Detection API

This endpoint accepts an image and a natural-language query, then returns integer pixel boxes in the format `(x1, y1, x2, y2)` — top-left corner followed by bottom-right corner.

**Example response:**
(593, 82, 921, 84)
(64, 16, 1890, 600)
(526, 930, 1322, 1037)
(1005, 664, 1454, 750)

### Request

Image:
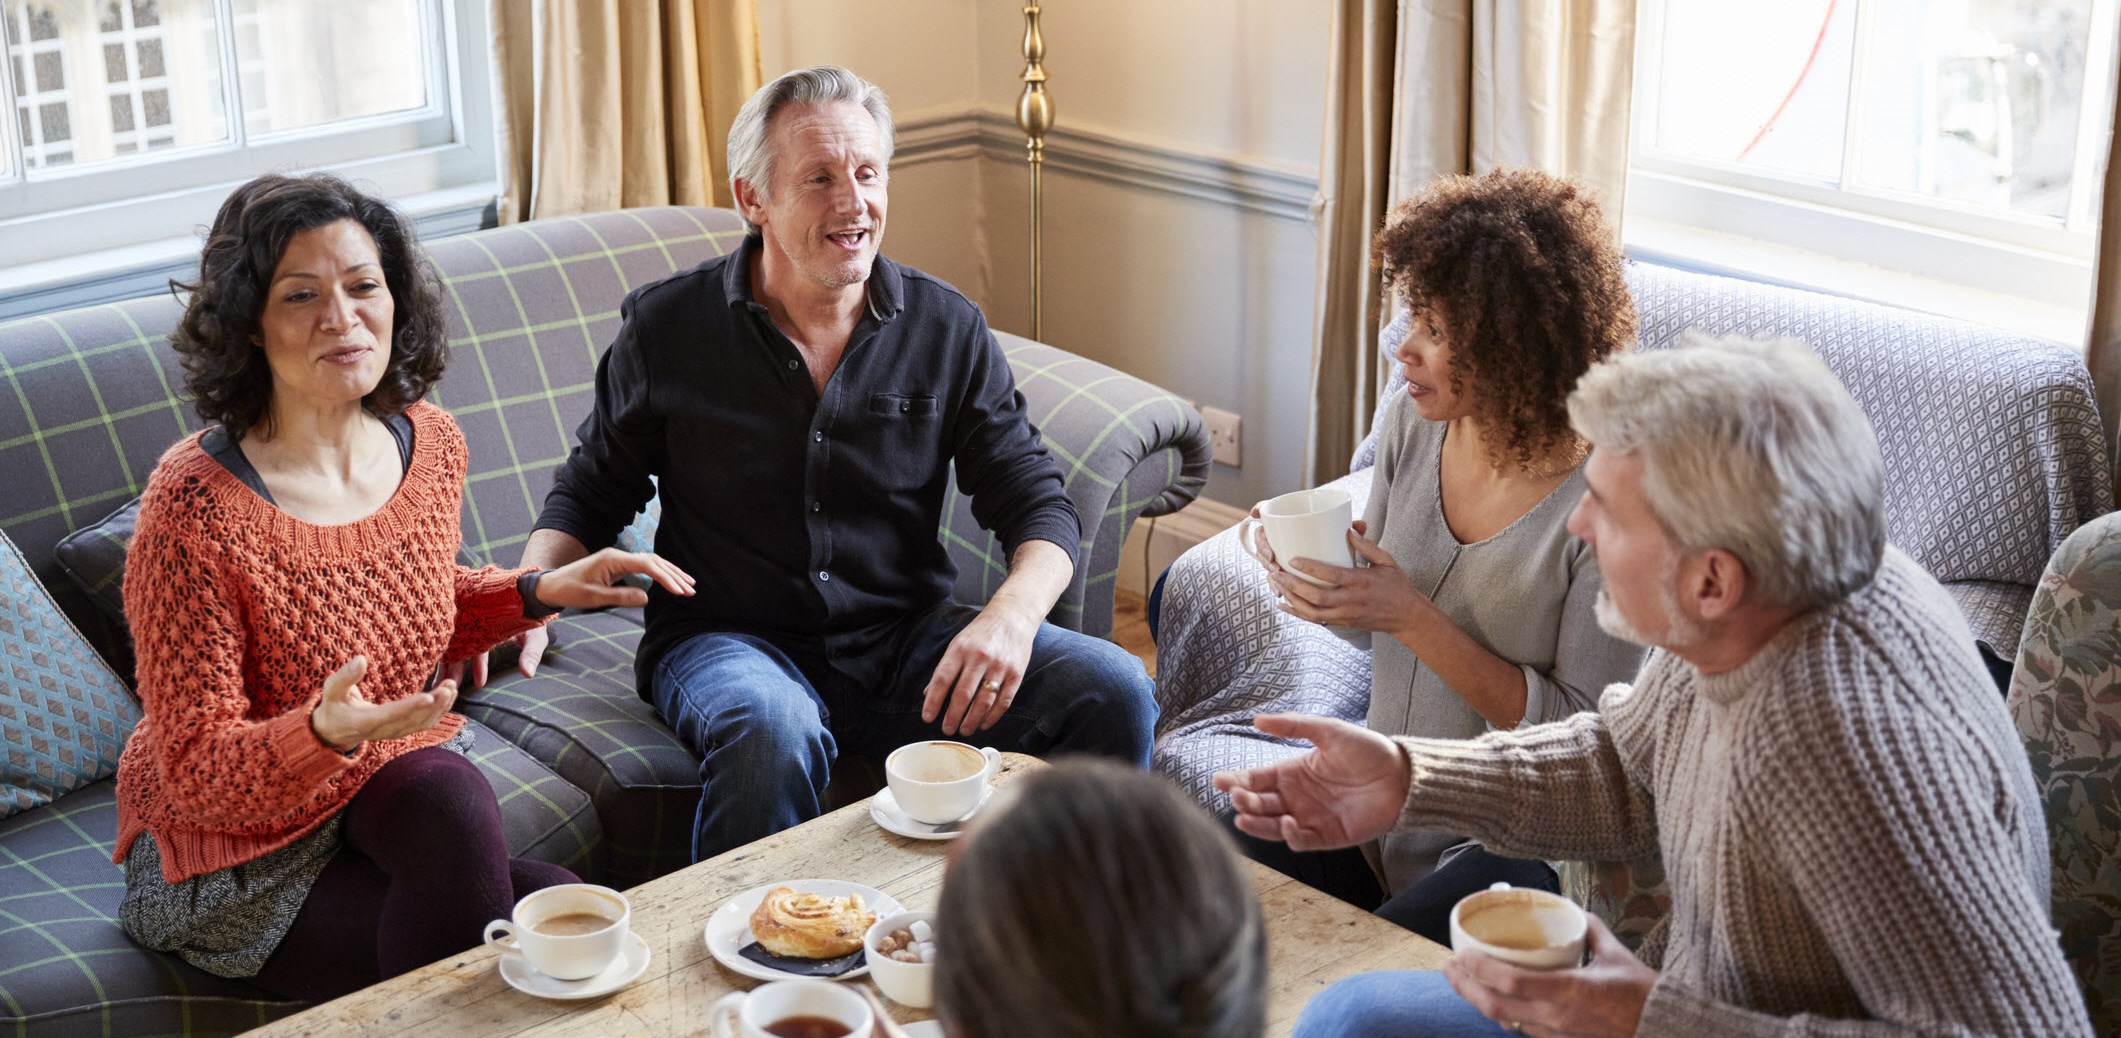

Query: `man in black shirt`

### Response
(515, 66, 1157, 862)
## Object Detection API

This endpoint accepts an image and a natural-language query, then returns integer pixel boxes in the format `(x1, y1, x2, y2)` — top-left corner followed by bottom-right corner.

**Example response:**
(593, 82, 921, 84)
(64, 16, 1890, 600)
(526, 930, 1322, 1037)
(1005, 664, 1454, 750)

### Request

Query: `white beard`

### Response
(1594, 573, 1705, 650)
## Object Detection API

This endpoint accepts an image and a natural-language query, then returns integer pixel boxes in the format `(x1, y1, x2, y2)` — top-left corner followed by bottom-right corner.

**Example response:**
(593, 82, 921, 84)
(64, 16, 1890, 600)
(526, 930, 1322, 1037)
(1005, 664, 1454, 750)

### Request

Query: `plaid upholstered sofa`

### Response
(0, 206, 1209, 1036)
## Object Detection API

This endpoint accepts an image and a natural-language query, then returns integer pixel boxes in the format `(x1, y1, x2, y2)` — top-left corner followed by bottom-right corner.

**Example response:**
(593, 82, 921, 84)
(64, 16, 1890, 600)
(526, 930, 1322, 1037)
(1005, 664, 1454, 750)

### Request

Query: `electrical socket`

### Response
(1202, 406, 1241, 467)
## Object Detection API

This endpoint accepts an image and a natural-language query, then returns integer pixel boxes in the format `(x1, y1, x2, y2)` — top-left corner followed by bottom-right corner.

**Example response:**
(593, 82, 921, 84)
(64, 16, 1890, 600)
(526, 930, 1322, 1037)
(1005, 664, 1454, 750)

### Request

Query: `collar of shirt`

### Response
(722, 233, 904, 325)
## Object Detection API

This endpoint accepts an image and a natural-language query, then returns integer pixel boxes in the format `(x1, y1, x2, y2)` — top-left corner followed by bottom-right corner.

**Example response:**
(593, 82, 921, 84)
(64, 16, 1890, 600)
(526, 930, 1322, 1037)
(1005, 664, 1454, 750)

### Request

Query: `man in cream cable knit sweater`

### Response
(1219, 334, 2090, 1037)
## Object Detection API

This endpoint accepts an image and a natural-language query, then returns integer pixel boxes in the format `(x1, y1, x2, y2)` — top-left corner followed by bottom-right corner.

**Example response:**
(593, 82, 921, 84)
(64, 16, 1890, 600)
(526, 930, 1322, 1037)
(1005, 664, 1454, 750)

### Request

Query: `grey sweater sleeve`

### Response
(1390, 690, 1661, 863)
(1517, 549, 1648, 727)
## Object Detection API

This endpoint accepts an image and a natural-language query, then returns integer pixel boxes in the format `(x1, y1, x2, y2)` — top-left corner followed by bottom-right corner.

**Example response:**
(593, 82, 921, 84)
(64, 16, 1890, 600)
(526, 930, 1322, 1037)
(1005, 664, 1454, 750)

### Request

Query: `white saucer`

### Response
(498, 930, 651, 1000)
(900, 1022, 944, 1038)
(870, 786, 992, 841)
(704, 879, 906, 982)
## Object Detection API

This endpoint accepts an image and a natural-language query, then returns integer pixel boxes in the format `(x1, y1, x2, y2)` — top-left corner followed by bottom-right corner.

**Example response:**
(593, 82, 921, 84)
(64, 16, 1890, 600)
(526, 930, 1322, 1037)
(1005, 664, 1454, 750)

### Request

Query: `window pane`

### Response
(232, 0, 429, 138)
(1853, 0, 2094, 220)
(1650, 1, 1859, 180)
(4, 0, 230, 171)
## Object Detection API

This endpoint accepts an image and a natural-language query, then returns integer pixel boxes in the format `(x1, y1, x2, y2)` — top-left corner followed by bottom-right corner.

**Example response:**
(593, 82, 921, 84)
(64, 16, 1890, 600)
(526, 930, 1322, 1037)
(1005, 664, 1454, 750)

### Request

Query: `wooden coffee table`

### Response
(245, 754, 1449, 1037)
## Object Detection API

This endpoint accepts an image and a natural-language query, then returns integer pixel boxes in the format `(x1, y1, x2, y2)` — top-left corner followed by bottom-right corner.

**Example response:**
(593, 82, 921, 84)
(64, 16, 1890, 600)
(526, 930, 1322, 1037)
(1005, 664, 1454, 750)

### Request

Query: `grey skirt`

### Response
(118, 727, 473, 979)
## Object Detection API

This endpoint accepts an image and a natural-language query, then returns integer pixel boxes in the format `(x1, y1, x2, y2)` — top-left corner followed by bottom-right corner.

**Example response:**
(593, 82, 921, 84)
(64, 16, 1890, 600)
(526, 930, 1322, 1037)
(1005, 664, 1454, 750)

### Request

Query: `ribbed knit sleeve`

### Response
(1635, 613, 2090, 1037)
(1390, 690, 1660, 864)
(123, 478, 355, 832)
(446, 564, 545, 661)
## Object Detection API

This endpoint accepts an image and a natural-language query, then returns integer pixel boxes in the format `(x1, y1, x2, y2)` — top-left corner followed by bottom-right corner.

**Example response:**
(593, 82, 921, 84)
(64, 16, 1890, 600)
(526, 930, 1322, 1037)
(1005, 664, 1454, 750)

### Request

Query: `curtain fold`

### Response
(1303, 0, 1636, 485)
(2087, 47, 2121, 507)
(490, 0, 762, 223)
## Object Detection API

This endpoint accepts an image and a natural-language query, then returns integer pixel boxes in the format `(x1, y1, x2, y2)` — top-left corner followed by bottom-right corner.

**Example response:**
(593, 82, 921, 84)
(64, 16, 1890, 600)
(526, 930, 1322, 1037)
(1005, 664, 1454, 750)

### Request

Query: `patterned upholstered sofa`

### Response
(0, 207, 1208, 1036)
(1152, 260, 2114, 944)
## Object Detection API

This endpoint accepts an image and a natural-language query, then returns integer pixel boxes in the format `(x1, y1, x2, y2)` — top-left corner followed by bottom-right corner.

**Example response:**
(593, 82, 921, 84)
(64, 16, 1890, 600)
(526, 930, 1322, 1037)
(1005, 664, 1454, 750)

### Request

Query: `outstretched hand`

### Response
(1211, 712, 1412, 851)
(309, 656, 456, 752)
(533, 548, 695, 610)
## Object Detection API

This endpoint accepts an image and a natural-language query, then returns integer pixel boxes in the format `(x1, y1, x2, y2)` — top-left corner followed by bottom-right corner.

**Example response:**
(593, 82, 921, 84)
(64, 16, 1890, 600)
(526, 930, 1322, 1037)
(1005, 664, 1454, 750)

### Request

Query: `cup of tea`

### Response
(1448, 882, 1588, 970)
(1236, 487, 1355, 586)
(482, 883, 631, 980)
(886, 740, 1001, 825)
(708, 978, 875, 1038)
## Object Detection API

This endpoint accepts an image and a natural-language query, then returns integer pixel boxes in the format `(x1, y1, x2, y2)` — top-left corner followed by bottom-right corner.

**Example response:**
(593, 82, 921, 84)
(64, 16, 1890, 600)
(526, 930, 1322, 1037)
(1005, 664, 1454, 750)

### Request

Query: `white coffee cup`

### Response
(886, 740, 1002, 825)
(1236, 487, 1355, 586)
(709, 978, 875, 1038)
(1448, 882, 1587, 970)
(482, 883, 631, 981)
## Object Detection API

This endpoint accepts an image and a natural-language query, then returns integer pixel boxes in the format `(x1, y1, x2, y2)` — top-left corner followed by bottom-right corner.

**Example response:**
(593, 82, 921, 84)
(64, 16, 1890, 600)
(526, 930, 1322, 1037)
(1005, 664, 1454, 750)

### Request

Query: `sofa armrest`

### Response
(943, 333, 1211, 639)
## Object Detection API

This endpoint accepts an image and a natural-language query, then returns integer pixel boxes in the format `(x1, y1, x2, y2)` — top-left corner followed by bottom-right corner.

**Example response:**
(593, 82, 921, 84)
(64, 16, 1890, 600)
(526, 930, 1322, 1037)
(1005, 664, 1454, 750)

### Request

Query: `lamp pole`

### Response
(1016, 1, 1053, 340)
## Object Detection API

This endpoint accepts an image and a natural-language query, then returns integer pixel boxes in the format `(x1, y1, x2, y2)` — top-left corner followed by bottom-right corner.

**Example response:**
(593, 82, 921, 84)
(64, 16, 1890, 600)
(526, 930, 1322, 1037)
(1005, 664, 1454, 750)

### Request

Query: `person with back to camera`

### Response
(112, 173, 692, 1000)
(1182, 168, 1648, 944)
(928, 758, 1266, 1038)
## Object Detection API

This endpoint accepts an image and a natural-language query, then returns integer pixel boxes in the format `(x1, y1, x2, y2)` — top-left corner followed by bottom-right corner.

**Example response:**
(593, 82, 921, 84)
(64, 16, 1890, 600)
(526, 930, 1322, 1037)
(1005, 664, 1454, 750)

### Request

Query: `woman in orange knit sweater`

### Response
(112, 174, 694, 1001)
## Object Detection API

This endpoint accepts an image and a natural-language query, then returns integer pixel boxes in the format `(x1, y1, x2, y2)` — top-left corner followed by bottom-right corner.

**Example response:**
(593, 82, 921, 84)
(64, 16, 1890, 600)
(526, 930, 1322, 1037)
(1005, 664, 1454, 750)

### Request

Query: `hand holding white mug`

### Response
(1237, 487, 1356, 587)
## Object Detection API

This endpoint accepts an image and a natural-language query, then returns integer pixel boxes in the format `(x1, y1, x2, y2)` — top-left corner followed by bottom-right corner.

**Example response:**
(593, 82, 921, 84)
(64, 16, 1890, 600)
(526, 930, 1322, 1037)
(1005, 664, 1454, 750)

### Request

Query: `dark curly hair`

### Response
(172, 173, 447, 441)
(1372, 167, 1636, 471)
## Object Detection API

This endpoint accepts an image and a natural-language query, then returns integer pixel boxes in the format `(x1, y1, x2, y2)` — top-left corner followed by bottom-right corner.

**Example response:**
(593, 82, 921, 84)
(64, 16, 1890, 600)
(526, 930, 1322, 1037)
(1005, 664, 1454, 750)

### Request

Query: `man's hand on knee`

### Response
(920, 607, 1038, 736)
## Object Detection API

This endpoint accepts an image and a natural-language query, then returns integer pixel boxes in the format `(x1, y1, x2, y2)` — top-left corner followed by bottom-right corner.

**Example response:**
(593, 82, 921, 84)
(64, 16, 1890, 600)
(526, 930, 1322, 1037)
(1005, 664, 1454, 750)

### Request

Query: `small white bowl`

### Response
(864, 910, 936, 1009)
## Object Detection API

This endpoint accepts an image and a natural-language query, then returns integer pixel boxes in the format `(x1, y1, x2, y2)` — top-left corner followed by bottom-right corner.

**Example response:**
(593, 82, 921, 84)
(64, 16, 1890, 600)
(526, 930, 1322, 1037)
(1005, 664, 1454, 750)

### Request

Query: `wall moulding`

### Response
(894, 109, 1318, 222)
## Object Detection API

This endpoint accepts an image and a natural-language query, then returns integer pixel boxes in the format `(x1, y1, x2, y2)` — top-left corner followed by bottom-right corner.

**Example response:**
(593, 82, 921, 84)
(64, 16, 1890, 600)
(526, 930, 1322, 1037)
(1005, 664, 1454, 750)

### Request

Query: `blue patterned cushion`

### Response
(0, 529, 138, 820)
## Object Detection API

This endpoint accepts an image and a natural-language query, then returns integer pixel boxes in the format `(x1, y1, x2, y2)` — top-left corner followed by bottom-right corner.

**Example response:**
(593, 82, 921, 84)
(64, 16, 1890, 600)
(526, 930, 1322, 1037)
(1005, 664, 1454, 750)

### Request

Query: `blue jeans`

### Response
(652, 603, 1157, 861)
(1294, 970, 1514, 1037)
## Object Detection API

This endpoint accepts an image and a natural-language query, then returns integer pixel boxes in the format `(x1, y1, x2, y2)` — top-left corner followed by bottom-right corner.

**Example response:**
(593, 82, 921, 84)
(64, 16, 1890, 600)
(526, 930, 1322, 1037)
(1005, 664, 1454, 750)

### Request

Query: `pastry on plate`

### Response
(749, 885, 877, 959)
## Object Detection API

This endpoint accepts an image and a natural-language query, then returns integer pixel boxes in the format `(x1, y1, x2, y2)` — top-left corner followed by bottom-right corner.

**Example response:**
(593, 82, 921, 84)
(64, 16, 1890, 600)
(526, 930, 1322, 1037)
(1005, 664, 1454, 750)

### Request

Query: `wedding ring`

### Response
(1506, 1023, 1523, 1035)
(981, 678, 1002, 693)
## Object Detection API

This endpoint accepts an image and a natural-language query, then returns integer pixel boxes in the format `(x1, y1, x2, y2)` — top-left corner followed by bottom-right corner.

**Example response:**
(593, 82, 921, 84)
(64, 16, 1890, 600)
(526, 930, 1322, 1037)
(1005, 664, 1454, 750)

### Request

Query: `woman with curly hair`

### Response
(111, 173, 693, 1000)
(1173, 168, 1648, 944)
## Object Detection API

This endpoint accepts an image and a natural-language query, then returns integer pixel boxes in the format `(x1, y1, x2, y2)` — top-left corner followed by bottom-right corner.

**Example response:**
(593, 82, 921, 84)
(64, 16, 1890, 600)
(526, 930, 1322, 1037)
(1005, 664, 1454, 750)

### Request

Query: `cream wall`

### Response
(759, 0, 1330, 511)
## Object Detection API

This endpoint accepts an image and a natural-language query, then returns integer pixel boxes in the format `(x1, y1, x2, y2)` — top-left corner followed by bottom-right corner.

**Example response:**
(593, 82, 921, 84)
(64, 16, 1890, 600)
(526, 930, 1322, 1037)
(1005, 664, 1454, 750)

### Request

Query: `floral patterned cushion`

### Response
(2008, 511, 2121, 1033)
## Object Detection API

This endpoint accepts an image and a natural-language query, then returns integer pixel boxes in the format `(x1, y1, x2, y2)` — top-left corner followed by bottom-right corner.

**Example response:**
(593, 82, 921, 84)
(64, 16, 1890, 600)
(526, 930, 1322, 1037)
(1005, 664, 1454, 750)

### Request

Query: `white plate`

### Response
(498, 930, 651, 1000)
(704, 879, 905, 982)
(869, 786, 993, 841)
(900, 1022, 944, 1038)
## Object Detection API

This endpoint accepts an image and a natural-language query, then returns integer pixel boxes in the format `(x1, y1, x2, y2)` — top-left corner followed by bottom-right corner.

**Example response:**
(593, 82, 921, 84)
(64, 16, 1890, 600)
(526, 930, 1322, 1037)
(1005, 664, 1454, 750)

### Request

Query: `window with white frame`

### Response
(1626, 0, 2121, 339)
(0, 0, 495, 315)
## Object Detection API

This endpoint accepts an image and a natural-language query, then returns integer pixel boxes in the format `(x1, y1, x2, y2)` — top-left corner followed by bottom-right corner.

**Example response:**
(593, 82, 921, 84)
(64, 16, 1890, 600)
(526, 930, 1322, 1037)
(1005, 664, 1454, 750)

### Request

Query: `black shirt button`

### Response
(811, 502, 822, 513)
(818, 570, 831, 582)
(899, 400, 910, 412)
(787, 359, 800, 371)
(813, 431, 824, 442)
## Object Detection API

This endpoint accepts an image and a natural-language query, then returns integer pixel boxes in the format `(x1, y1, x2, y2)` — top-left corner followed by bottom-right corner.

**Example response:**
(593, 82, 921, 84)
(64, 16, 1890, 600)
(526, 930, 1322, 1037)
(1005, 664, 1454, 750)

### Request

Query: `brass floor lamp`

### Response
(1017, 2, 1052, 340)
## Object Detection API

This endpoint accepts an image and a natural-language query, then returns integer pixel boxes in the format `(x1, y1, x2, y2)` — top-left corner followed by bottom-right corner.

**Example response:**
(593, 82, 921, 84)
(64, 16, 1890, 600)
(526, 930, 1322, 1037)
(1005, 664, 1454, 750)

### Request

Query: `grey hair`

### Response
(1567, 330, 1886, 612)
(725, 65, 894, 235)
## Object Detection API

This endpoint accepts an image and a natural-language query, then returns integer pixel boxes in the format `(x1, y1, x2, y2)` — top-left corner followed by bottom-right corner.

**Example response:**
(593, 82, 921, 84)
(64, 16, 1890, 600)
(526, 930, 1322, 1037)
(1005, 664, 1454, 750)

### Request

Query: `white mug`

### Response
(482, 883, 631, 980)
(710, 978, 875, 1038)
(886, 740, 1002, 825)
(1236, 487, 1355, 586)
(1448, 882, 1587, 970)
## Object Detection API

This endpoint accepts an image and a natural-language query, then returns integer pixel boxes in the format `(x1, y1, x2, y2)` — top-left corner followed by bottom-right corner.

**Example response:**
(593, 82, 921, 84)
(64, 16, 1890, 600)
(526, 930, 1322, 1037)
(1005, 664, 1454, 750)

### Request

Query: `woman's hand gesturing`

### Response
(308, 656, 456, 752)
(532, 548, 695, 610)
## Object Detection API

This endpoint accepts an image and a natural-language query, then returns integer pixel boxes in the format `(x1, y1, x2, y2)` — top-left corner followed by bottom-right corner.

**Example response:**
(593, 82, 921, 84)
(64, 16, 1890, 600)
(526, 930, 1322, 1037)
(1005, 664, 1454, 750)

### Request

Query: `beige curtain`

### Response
(2087, 52, 2121, 507)
(1304, 0, 1638, 484)
(489, 0, 763, 223)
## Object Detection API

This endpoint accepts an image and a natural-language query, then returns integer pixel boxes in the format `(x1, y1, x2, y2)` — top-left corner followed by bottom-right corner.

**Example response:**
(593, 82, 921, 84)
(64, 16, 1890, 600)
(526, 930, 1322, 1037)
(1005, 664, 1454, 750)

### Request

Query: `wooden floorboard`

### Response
(1114, 589, 1156, 678)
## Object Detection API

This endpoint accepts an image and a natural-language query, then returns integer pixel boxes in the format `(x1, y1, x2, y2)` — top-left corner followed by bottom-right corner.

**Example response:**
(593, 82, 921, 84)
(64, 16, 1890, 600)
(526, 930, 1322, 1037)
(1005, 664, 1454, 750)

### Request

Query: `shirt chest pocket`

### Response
(869, 393, 939, 418)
